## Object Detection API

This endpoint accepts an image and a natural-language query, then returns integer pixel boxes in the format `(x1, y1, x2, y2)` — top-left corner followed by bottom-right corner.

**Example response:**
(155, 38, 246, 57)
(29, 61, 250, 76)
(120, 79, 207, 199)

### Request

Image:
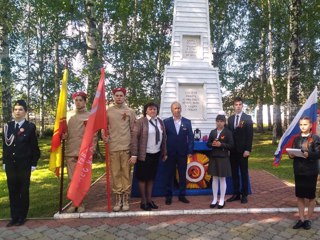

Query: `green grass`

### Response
(0, 137, 107, 219)
(0, 130, 294, 219)
(249, 130, 294, 184)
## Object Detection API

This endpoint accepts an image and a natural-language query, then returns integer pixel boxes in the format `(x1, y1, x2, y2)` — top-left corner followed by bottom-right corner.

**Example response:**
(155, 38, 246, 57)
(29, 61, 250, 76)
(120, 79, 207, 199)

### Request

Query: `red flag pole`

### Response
(105, 142, 111, 212)
(59, 139, 65, 214)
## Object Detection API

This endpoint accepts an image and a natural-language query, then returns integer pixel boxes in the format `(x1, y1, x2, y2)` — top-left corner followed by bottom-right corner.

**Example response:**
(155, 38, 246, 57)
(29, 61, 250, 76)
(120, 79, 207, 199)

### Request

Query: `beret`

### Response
(72, 91, 87, 100)
(112, 87, 126, 95)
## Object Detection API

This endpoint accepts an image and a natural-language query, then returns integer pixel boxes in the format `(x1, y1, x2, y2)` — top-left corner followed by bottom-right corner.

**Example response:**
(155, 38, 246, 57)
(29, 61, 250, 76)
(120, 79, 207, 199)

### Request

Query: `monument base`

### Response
(131, 141, 251, 197)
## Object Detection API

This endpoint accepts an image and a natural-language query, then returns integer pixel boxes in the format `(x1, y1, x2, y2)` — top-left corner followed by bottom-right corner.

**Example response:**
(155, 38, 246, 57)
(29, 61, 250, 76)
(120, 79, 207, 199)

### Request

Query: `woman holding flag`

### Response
(288, 116, 320, 230)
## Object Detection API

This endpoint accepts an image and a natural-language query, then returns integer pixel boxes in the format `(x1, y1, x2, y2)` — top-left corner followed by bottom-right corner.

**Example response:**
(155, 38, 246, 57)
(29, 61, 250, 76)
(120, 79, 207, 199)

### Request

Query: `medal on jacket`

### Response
(122, 112, 127, 121)
(4, 124, 15, 146)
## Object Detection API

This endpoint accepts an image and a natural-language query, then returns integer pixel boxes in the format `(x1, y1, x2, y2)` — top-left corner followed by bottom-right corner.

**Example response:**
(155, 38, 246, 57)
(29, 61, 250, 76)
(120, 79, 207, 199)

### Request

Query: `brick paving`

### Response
(80, 169, 297, 212)
(1, 170, 320, 239)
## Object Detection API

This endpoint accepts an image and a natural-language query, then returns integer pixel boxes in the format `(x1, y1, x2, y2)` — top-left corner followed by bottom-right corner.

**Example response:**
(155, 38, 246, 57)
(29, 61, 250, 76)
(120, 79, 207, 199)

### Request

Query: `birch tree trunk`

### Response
(267, 104, 272, 130)
(267, 0, 278, 144)
(37, 16, 45, 137)
(85, 0, 102, 106)
(0, 2, 13, 123)
(26, 2, 31, 120)
(287, 0, 301, 123)
(54, 40, 60, 104)
(256, 21, 266, 133)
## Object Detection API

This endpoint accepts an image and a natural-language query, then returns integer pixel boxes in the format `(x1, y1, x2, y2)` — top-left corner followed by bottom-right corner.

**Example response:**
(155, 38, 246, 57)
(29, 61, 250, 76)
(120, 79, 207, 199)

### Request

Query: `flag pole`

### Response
(59, 140, 66, 214)
(105, 142, 111, 212)
(58, 58, 68, 214)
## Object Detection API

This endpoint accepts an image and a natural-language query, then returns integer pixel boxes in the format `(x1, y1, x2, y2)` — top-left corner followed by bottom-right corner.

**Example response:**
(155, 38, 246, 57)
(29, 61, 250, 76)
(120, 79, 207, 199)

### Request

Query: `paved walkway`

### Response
(1, 170, 320, 239)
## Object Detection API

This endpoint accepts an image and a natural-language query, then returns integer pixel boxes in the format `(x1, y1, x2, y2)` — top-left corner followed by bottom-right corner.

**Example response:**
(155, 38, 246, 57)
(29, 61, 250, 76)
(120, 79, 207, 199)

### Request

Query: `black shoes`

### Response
(6, 219, 18, 227)
(165, 196, 190, 204)
(147, 201, 158, 209)
(6, 219, 25, 227)
(218, 203, 225, 209)
(227, 194, 241, 202)
(292, 220, 312, 230)
(303, 220, 312, 230)
(292, 220, 304, 229)
(16, 219, 26, 226)
(210, 203, 217, 208)
(241, 196, 248, 204)
(165, 197, 172, 205)
(178, 196, 190, 203)
(140, 203, 152, 211)
(226, 195, 248, 203)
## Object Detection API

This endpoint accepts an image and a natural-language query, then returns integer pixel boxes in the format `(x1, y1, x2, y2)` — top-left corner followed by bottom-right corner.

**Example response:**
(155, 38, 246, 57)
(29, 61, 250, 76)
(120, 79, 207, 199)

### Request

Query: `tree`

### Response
(0, 0, 17, 122)
(287, 0, 301, 123)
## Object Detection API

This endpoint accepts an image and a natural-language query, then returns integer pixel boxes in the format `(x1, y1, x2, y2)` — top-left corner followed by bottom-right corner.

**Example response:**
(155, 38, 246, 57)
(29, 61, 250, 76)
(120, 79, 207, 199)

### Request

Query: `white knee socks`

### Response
(211, 176, 227, 205)
(211, 177, 219, 204)
(219, 177, 226, 205)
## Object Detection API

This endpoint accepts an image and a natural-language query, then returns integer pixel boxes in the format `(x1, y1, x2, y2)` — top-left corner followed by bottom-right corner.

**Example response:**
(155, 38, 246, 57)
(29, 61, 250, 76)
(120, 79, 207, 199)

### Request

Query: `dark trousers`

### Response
(6, 165, 31, 221)
(230, 151, 248, 196)
(165, 154, 187, 197)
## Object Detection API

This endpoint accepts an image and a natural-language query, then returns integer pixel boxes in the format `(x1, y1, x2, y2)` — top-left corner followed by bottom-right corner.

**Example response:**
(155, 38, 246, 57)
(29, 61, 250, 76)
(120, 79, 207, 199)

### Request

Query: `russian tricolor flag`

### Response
(273, 87, 318, 166)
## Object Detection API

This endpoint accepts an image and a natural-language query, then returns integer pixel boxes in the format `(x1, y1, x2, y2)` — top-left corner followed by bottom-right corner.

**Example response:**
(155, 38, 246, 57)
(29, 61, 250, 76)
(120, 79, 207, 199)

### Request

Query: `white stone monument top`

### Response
(170, 0, 213, 68)
(160, 0, 222, 136)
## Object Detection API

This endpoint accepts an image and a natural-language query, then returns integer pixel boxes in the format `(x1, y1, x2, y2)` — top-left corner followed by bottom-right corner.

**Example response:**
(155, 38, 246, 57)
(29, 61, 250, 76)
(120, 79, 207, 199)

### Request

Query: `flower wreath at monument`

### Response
(176, 153, 211, 189)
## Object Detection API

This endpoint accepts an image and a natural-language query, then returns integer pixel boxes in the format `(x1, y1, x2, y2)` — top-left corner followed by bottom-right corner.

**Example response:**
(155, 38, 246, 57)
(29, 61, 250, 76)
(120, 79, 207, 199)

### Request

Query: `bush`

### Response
(43, 128, 54, 137)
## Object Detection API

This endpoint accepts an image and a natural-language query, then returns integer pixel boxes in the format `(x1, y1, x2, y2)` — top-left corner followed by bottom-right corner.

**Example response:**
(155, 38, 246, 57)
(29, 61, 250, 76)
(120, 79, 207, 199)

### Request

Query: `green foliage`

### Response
(42, 128, 54, 137)
(2, 0, 320, 129)
(250, 130, 294, 183)
(104, 0, 173, 108)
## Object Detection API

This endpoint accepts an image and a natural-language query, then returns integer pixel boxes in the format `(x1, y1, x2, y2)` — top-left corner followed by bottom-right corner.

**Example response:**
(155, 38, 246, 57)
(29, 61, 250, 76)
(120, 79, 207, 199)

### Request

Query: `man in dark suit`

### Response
(227, 97, 253, 204)
(164, 101, 194, 205)
(2, 100, 40, 227)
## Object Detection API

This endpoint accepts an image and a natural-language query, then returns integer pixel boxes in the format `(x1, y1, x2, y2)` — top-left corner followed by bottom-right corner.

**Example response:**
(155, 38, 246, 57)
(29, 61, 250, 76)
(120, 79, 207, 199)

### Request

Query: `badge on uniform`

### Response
(122, 112, 127, 121)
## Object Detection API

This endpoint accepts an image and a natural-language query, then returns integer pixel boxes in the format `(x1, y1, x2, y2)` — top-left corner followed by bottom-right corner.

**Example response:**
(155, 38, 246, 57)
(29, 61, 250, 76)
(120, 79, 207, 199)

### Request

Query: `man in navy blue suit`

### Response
(227, 97, 253, 204)
(164, 101, 194, 205)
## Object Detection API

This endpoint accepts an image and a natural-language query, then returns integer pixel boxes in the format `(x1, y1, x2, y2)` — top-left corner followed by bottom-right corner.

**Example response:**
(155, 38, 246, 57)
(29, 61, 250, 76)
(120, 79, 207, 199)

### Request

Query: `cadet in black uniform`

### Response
(2, 100, 40, 227)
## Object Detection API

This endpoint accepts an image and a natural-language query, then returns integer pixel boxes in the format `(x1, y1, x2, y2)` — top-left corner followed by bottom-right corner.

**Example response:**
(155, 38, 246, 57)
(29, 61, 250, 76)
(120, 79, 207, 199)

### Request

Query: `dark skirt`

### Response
(135, 152, 161, 181)
(207, 157, 231, 177)
(294, 174, 317, 199)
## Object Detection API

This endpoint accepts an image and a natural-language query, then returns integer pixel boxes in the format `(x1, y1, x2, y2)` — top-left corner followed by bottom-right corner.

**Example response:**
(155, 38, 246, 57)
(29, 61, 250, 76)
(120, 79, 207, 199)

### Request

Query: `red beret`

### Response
(72, 91, 87, 100)
(112, 87, 126, 95)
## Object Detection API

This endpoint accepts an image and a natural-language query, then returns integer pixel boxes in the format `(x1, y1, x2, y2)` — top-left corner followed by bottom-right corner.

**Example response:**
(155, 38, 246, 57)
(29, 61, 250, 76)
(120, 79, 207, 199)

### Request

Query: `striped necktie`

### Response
(149, 119, 160, 144)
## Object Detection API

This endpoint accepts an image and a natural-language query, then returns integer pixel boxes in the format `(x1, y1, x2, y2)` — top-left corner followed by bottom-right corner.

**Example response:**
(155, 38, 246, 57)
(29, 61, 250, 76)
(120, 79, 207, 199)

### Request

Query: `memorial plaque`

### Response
(182, 35, 201, 59)
(179, 84, 205, 119)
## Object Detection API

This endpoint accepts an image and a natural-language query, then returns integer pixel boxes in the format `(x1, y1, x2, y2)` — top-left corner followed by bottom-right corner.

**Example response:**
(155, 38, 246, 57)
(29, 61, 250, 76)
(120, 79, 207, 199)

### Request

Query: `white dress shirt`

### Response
(146, 115, 163, 153)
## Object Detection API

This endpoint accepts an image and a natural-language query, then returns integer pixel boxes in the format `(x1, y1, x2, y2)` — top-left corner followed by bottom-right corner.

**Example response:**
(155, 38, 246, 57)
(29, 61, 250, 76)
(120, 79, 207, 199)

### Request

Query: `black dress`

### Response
(206, 128, 234, 177)
(292, 134, 320, 199)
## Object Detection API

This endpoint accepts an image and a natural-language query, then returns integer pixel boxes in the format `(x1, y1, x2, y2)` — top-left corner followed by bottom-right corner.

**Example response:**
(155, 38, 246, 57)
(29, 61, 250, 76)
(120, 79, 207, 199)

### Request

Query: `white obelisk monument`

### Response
(159, 0, 223, 136)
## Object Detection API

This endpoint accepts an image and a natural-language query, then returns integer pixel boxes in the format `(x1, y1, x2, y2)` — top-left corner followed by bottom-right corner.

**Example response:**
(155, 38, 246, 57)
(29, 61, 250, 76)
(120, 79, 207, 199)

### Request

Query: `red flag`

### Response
(67, 68, 107, 206)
